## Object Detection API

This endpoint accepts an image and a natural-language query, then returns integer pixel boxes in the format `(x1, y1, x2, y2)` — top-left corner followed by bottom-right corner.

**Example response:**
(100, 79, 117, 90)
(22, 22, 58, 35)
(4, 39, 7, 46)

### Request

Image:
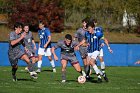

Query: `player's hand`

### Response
(44, 44, 48, 48)
(109, 49, 113, 53)
(21, 32, 26, 39)
(74, 46, 79, 50)
(100, 43, 105, 47)
(54, 55, 58, 61)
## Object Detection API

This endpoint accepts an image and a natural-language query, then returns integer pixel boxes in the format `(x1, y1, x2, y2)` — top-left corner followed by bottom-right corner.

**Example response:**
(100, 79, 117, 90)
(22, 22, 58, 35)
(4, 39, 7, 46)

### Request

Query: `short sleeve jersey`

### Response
(38, 27, 51, 48)
(23, 31, 34, 49)
(54, 40, 78, 56)
(9, 31, 21, 51)
(75, 28, 87, 42)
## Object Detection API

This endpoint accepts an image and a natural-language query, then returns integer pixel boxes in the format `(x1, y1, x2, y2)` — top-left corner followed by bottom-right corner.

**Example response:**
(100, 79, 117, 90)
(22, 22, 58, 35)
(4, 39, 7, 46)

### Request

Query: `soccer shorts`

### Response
(38, 47, 51, 56)
(99, 48, 104, 57)
(79, 46, 88, 58)
(88, 51, 100, 60)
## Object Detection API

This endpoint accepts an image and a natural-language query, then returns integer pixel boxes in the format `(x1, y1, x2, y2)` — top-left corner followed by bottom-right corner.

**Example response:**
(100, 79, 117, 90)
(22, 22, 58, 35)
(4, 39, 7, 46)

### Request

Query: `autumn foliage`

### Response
(8, 0, 64, 32)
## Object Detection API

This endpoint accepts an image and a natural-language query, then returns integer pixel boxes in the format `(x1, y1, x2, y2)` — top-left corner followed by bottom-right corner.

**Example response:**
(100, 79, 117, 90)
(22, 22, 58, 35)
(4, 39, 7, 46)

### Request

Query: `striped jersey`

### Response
(38, 27, 51, 48)
(85, 31, 103, 53)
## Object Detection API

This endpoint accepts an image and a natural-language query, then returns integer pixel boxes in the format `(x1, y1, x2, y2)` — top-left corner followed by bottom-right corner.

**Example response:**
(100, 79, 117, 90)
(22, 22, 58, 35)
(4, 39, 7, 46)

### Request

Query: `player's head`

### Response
(23, 24, 29, 33)
(65, 34, 72, 46)
(86, 22, 95, 33)
(88, 18, 97, 26)
(14, 22, 23, 34)
(38, 21, 45, 29)
(82, 17, 89, 28)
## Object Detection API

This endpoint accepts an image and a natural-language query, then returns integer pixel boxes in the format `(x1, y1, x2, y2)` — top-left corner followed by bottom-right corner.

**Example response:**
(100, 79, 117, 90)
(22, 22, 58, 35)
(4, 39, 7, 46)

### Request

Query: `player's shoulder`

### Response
(10, 31, 16, 35)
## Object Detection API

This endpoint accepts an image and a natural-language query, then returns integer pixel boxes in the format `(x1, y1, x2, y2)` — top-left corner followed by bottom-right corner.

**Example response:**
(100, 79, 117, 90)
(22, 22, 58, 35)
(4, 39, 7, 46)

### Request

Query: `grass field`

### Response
(0, 66, 140, 93)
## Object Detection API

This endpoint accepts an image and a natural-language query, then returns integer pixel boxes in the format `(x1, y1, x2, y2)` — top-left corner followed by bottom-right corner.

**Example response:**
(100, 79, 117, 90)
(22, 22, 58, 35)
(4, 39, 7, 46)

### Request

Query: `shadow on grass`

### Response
(17, 78, 37, 82)
(42, 69, 53, 72)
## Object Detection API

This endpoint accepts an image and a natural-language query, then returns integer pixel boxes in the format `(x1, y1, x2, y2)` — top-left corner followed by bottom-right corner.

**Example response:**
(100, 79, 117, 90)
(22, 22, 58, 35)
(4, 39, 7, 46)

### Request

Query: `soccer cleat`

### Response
(25, 67, 29, 72)
(53, 68, 56, 73)
(97, 78, 102, 83)
(30, 74, 38, 79)
(103, 73, 109, 82)
(36, 69, 41, 73)
(32, 71, 37, 75)
(86, 76, 92, 81)
(61, 80, 66, 83)
(12, 75, 17, 82)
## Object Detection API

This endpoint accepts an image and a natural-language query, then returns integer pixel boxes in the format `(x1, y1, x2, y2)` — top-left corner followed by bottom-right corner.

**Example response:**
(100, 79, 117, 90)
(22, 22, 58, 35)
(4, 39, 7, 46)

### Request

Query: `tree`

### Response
(7, 0, 64, 32)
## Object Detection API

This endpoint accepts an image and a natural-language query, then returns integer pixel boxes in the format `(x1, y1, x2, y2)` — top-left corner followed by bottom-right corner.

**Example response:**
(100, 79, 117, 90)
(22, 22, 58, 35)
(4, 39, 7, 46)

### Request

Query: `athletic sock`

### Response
(62, 70, 66, 80)
(50, 60, 55, 68)
(92, 65, 100, 75)
(37, 60, 42, 69)
(12, 67, 17, 76)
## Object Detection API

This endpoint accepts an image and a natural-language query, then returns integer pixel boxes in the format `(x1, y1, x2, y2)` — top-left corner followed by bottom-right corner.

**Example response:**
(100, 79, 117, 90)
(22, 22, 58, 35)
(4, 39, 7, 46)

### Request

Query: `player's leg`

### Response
(61, 59, 67, 82)
(99, 49, 106, 74)
(36, 54, 42, 72)
(90, 51, 102, 82)
(45, 48, 56, 72)
(12, 65, 18, 81)
(99, 49, 109, 82)
(70, 56, 86, 77)
(20, 54, 37, 79)
(36, 47, 44, 72)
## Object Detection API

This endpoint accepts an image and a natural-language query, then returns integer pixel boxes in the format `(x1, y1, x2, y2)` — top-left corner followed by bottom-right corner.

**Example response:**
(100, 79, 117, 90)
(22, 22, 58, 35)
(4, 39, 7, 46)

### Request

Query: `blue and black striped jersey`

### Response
(38, 27, 51, 48)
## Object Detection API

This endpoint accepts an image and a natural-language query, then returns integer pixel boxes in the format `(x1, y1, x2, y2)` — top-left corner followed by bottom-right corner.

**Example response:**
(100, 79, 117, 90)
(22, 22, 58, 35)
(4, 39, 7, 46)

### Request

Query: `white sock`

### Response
(37, 60, 42, 68)
(93, 65, 100, 75)
(50, 60, 55, 68)
(101, 62, 105, 70)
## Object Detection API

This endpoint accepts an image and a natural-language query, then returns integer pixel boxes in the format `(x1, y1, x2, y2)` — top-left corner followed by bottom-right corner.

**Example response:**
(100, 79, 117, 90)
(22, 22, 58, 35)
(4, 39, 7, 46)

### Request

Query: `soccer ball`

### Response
(78, 76, 86, 84)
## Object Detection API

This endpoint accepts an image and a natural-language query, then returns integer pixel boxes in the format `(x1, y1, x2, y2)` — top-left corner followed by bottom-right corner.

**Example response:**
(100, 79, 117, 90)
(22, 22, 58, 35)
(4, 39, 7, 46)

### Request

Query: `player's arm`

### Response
(51, 42, 61, 61)
(10, 32, 26, 46)
(104, 37, 113, 53)
(32, 37, 37, 50)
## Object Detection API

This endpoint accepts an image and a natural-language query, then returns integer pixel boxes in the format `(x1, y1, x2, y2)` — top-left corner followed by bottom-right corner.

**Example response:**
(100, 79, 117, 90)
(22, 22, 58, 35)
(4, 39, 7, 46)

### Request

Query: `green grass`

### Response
(0, 66, 140, 93)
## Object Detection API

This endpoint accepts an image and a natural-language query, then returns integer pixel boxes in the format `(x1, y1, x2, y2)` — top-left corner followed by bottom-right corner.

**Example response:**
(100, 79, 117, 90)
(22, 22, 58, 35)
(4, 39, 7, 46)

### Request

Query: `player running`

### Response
(23, 24, 38, 72)
(51, 34, 86, 83)
(8, 22, 37, 81)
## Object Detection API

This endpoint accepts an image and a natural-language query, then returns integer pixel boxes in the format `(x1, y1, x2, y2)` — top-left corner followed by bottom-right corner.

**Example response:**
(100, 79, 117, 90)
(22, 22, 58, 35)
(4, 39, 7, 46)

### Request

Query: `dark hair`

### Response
(82, 17, 89, 23)
(65, 34, 72, 40)
(86, 22, 95, 28)
(14, 22, 23, 29)
(23, 23, 30, 27)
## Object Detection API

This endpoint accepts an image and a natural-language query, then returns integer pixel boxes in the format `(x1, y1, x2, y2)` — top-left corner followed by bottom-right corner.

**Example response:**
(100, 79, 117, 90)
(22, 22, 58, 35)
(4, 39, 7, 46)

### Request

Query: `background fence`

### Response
(0, 42, 140, 66)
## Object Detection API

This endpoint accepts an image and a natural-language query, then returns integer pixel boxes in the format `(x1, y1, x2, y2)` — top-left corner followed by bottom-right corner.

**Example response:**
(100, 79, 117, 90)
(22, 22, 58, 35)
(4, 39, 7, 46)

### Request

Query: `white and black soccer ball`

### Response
(78, 76, 86, 84)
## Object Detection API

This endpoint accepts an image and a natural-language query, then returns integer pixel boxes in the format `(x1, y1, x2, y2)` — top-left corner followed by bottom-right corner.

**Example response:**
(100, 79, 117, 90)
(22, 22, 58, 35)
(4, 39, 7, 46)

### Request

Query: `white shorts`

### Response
(88, 51, 100, 60)
(38, 47, 51, 56)
(99, 48, 104, 57)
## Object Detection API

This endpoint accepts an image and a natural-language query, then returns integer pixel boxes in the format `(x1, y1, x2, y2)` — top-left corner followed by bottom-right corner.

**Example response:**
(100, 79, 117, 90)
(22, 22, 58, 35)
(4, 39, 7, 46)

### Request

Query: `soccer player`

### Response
(36, 21, 56, 73)
(8, 22, 37, 81)
(51, 34, 86, 83)
(23, 24, 38, 71)
(74, 18, 89, 77)
(76, 22, 108, 83)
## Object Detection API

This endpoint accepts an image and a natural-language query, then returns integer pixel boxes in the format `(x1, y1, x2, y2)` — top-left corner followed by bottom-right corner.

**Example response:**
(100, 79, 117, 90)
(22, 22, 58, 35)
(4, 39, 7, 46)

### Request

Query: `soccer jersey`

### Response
(54, 40, 78, 56)
(23, 31, 34, 49)
(23, 31, 36, 57)
(8, 31, 25, 65)
(85, 31, 103, 53)
(38, 27, 51, 48)
(54, 40, 78, 63)
(75, 28, 87, 42)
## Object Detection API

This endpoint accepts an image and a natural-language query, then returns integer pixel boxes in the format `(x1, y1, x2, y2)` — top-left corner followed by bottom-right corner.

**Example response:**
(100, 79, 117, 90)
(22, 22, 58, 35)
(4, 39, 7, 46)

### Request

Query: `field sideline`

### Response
(0, 66, 140, 93)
